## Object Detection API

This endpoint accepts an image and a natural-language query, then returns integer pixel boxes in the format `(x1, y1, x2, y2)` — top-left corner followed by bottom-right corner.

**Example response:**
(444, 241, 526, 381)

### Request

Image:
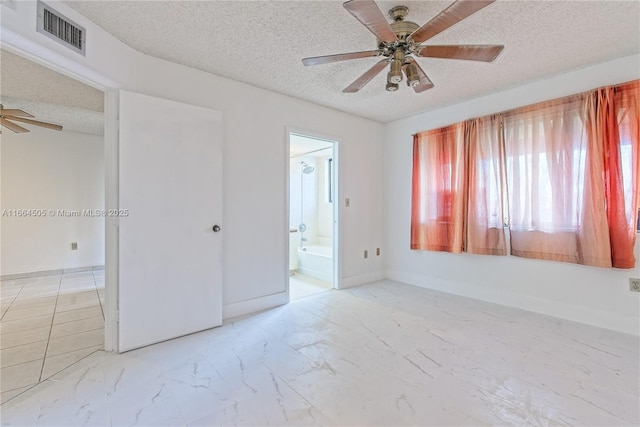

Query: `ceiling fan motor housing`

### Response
(390, 20, 419, 41)
(378, 21, 420, 50)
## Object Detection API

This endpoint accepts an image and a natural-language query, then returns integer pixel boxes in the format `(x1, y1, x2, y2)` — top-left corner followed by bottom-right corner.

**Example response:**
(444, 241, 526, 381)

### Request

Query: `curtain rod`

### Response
(411, 78, 638, 136)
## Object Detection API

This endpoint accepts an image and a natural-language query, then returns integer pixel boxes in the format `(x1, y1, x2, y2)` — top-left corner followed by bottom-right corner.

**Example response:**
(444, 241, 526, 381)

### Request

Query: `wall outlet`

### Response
(630, 278, 640, 292)
(364, 250, 368, 259)
(345, 198, 350, 208)
(376, 247, 381, 256)
(71, 242, 78, 250)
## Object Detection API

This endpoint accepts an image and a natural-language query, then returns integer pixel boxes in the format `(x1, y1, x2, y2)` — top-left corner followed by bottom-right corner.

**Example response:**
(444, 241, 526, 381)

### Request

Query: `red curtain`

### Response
(411, 117, 507, 255)
(411, 124, 466, 252)
(585, 81, 640, 268)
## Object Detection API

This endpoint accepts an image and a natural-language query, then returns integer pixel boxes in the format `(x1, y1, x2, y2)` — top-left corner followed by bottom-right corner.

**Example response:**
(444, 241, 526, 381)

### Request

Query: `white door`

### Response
(118, 91, 223, 352)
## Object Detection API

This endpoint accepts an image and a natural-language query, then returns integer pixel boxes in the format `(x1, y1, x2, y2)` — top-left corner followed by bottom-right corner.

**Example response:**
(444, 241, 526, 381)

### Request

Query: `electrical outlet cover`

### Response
(630, 278, 640, 292)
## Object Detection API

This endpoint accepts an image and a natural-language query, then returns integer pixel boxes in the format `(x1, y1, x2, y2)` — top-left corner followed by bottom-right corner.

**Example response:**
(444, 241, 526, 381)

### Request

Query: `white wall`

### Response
(1, 127, 104, 275)
(384, 55, 640, 336)
(1, 1, 385, 314)
(134, 54, 386, 303)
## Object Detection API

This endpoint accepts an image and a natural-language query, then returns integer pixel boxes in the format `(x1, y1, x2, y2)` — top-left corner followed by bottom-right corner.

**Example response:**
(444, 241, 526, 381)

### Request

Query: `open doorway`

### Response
(288, 132, 337, 300)
(0, 49, 106, 401)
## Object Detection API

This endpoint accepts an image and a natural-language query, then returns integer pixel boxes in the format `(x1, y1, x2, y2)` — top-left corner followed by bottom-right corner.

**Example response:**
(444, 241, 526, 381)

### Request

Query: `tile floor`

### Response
(289, 273, 332, 301)
(1, 271, 105, 403)
(1, 279, 638, 426)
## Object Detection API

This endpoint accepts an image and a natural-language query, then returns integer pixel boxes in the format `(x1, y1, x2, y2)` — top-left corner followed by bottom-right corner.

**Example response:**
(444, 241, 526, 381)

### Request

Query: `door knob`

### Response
(212, 225, 221, 232)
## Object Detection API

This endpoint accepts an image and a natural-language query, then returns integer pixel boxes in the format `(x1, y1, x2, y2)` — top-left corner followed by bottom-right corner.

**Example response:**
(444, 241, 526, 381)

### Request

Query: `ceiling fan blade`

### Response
(409, 0, 495, 44)
(343, 0, 398, 44)
(416, 45, 504, 62)
(8, 116, 63, 131)
(303, 50, 382, 66)
(0, 108, 35, 118)
(1, 118, 29, 133)
(406, 58, 434, 93)
(343, 59, 389, 93)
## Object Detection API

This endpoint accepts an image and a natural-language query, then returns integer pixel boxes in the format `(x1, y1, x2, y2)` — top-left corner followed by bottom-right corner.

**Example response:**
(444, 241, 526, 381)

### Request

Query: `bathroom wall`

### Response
(290, 156, 318, 246)
(290, 148, 334, 249)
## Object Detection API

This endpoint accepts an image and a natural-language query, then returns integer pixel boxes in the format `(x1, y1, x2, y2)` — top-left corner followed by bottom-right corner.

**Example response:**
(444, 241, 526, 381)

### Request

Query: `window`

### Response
(411, 80, 640, 269)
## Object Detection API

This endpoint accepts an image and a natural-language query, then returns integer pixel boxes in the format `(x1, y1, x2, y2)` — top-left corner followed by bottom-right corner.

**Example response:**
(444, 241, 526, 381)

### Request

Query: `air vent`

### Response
(37, 1, 85, 55)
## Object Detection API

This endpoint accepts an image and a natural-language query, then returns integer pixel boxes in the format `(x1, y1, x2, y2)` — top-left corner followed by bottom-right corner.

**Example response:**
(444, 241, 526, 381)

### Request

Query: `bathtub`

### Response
(297, 245, 333, 283)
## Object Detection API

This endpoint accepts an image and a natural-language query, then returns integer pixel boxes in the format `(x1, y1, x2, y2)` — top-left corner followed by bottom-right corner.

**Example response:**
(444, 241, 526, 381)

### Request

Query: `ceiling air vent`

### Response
(37, 1, 85, 55)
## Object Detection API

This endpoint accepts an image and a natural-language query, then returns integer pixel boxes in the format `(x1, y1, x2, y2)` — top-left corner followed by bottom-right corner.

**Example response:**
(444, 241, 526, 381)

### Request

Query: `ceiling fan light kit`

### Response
(388, 53, 403, 84)
(302, 0, 504, 94)
(405, 63, 420, 88)
(386, 81, 399, 92)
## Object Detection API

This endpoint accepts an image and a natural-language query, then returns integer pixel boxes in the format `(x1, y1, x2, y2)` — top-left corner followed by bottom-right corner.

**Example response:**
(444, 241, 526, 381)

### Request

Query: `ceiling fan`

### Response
(302, 0, 503, 93)
(0, 104, 63, 133)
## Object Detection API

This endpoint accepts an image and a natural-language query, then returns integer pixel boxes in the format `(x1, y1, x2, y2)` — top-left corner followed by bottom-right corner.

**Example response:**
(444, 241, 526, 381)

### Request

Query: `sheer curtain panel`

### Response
(465, 115, 507, 255)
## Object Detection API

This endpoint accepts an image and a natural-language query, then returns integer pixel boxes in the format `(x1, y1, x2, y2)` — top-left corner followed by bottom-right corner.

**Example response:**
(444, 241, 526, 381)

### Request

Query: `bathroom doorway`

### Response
(287, 132, 337, 300)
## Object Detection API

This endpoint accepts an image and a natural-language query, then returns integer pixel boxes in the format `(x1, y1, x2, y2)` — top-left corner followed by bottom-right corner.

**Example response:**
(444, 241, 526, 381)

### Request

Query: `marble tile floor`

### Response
(289, 273, 333, 301)
(1, 271, 105, 403)
(1, 279, 638, 426)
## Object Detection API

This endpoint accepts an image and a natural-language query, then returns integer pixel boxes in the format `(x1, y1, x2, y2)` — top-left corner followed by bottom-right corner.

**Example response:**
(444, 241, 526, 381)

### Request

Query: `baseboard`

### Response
(385, 270, 640, 336)
(223, 291, 288, 320)
(340, 270, 385, 289)
(1, 265, 105, 281)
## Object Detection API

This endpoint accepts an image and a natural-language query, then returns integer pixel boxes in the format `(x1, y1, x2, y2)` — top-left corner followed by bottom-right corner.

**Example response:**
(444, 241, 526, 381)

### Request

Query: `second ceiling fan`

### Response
(0, 104, 63, 133)
(302, 0, 504, 93)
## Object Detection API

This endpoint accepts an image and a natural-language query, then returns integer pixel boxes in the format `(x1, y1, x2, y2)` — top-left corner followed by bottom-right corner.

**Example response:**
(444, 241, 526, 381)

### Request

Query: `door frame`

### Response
(285, 128, 342, 294)
(1, 40, 121, 351)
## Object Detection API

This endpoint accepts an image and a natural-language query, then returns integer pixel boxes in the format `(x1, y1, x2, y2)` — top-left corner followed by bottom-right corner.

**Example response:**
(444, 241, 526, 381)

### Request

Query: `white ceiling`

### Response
(0, 96, 104, 135)
(62, 1, 639, 123)
(1, 49, 104, 113)
(1, 49, 104, 134)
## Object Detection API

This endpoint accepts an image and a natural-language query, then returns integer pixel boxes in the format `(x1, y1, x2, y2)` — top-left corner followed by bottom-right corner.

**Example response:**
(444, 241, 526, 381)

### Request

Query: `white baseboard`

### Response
(1, 265, 105, 281)
(223, 292, 288, 320)
(385, 270, 639, 336)
(340, 270, 385, 289)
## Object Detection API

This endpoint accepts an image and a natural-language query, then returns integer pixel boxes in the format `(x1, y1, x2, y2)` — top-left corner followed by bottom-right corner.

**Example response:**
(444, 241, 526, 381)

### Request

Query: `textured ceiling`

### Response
(65, 1, 640, 122)
(0, 49, 104, 134)
(0, 96, 104, 135)
(1, 50, 104, 113)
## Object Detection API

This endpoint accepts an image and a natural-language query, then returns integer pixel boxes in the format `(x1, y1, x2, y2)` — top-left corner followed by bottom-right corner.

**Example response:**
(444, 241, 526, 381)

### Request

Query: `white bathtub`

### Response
(297, 245, 333, 283)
